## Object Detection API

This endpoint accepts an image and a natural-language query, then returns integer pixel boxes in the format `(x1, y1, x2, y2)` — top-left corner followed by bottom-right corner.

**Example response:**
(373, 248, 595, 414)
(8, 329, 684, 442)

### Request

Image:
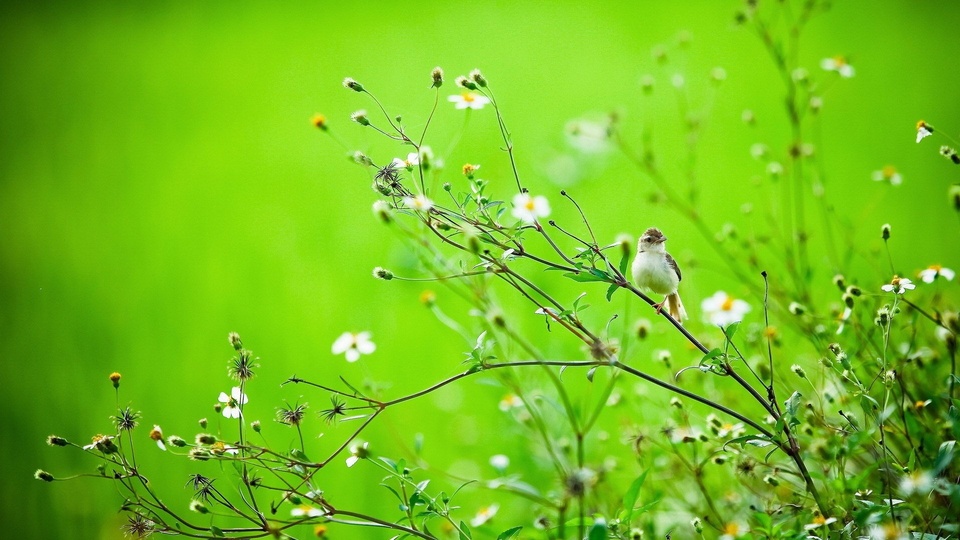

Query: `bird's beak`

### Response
(658, 236, 667, 243)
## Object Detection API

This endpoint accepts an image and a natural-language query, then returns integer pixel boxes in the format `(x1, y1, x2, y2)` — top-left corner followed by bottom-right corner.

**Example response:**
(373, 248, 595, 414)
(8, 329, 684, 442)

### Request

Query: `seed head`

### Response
(251, 420, 261, 433)
(196, 433, 217, 445)
(350, 110, 370, 126)
(833, 274, 846, 291)
(372, 200, 392, 223)
(34, 469, 55, 482)
(228, 332, 243, 351)
(372, 267, 394, 280)
(114, 406, 141, 431)
(791, 364, 807, 378)
(277, 402, 309, 427)
(881, 223, 891, 240)
(189, 500, 209, 514)
(167, 435, 187, 447)
(469, 69, 487, 87)
(455, 76, 477, 91)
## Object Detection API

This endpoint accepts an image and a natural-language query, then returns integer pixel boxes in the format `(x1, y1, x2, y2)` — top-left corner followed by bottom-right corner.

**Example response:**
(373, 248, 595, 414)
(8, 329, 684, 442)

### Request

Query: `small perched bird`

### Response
(631, 227, 687, 322)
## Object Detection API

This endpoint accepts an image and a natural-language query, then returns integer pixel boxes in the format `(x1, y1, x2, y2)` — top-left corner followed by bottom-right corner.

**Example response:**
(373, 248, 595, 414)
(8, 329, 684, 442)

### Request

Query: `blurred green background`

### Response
(2, 1, 958, 538)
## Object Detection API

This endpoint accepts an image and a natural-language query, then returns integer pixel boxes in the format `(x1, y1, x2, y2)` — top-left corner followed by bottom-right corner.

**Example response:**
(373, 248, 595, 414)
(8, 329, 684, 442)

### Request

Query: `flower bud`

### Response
(469, 69, 487, 87)
(251, 420, 261, 433)
(372, 200, 392, 224)
(791, 364, 807, 378)
(189, 500, 210, 514)
(788, 302, 805, 315)
(431, 67, 444, 88)
(842, 292, 855, 308)
(342, 77, 364, 92)
(350, 110, 370, 126)
(311, 114, 328, 131)
(228, 332, 242, 351)
(833, 274, 846, 291)
(167, 435, 187, 448)
(373, 267, 394, 280)
(419, 290, 436, 307)
(691, 518, 703, 534)
(881, 223, 891, 240)
(949, 184, 960, 211)
(109, 372, 121, 388)
(46, 435, 68, 447)
(196, 433, 217, 445)
(635, 319, 651, 340)
(670, 397, 683, 409)
(455, 76, 477, 91)
(34, 469, 55, 482)
(198, 417, 208, 429)
(846, 286, 862, 297)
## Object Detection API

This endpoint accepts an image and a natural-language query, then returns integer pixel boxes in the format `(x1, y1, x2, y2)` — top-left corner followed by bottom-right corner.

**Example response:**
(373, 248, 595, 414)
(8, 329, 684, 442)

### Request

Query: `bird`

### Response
(631, 227, 687, 323)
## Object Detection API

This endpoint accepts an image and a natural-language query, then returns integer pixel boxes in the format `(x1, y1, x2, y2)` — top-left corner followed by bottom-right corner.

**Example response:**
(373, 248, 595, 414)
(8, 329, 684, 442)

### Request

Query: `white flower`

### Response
(872, 166, 902, 186)
(881, 276, 915, 295)
(149, 425, 166, 451)
(867, 523, 909, 540)
(836, 306, 853, 335)
(448, 91, 490, 110)
(291, 504, 326, 518)
(499, 393, 524, 411)
(918, 264, 955, 283)
(820, 56, 855, 78)
(391, 152, 419, 169)
(470, 503, 499, 527)
(899, 470, 934, 495)
(218, 387, 248, 419)
(750, 143, 768, 160)
(701, 291, 751, 327)
(716, 422, 745, 439)
(803, 516, 838, 531)
(345, 442, 369, 467)
(916, 121, 933, 143)
(511, 193, 551, 224)
(402, 194, 434, 212)
(719, 521, 748, 540)
(489, 454, 510, 471)
(565, 118, 611, 153)
(331, 331, 376, 362)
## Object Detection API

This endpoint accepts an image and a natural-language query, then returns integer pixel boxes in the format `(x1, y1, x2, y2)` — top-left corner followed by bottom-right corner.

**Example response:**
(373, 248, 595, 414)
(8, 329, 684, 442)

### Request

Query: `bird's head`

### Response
(638, 227, 667, 251)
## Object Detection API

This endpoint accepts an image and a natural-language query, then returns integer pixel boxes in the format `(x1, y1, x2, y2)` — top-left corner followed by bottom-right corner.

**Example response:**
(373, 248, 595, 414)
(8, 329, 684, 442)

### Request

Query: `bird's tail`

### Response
(667, 293, 687, 324)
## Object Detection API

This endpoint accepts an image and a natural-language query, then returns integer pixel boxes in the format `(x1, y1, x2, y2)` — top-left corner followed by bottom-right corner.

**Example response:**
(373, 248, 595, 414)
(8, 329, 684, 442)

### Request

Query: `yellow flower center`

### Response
(917, 120, 928, 129)
(891, 275, 901, 286)
(462, 92, 476, 103)
(813, 515, 827, 525)
(763, 326, 777, 338)
(929, 264, 942, 272)
(721, 296, 735, 311)
(882, 165, 896, 178)
(524, 199, 536, 211)
(833, 55, 847, 66)
(722, 523, 741, 535)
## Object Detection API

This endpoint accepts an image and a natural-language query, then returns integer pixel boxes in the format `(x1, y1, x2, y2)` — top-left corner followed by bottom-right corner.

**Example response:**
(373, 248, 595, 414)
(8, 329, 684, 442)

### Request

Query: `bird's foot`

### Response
(652, 301, 666, 315)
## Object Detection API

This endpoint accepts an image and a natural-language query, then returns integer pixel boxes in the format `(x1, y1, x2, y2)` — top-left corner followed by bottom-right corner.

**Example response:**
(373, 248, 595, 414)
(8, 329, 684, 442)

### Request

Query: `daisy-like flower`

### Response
(803, 515, 838, 531)
(470, 503, 500, 527)
(218, 387, 248, 419)
(716, 422, 745, 439)
(867, 523, 909, 540)
(701, 291, 751, 327)
(402, 194, 434, 212)
(345, 442, 369, 467)
(881, 275, 915, 295)
(719, 521, 748, 540)
(149, 425, 166, 451)
(918, 264, 955, 283)
(83, 434, 119, 454)
(872, 165, 902, 186)
(899, 470, 934, 496)
(390, 152, 419, 169)
(448, 91, 490, 110)
(498, 393, 524, 411)
(820, 55, 855, 78)
(331, 331, 376, 362)
(916, 120, 934, 143)
(511, 192, 551, 224)
(291, 504, 326, 518)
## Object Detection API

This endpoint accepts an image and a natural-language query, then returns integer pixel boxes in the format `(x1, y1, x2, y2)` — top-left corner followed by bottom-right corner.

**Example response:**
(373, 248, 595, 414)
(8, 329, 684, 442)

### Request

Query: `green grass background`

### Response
(2, 1, 959, 538)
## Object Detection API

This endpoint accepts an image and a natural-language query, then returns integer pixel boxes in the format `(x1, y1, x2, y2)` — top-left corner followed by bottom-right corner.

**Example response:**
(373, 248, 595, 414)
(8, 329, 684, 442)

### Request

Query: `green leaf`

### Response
(622, 470, 648, 524)
(379, 456, 399, 472)
(934, 440, 956, 474)
(459, 521, 472, 540)
(497, 527, 523, 540)
(722, 322, 740, 340)
(588, 518, 607, 540)
(211, 526, 225, 538)
(564, 271, 607, 283)
(605, 282, 619, 302)
(618, 248, 630, 275)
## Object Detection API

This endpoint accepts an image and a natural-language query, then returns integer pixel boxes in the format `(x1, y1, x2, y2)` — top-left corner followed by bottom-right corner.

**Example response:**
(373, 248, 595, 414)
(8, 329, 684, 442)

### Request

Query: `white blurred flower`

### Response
(881, 276, 915, 295)
(899, 470, 934, 496)
(489, 454, 510, 471)
(291, 504, 326, 518)
(402, 194, 434, 212)
(565, 118, 611, 153)
(470, 503, 499, 527)
(511, 193, 551, 224)
(391, 152, 419, 169)
(701, 291, 751, 327)
(872, 166, 902, 186)
(332, 331, 376, 362)
(867, 523, 909, 540)
(836, 306, 853, 335)
(916, 121, 934, 143)
(820, 56, 854, 77)
(218, 387, 248, 419)
(918, 264, 955, 283)
(448, 91, 490, 110)
(499, 393, 524, 411)
(719, 521, 748, 540)
(803, 515, 837, 531)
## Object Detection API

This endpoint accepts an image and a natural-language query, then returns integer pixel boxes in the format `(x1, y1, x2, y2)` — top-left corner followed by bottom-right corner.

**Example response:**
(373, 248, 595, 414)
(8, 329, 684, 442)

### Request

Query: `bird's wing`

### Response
(666, 253, 681, 281)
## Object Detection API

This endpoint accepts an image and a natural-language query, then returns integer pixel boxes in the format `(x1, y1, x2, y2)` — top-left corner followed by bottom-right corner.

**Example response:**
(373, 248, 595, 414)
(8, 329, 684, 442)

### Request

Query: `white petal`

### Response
(346, 455, 359, 467)
(331, 332, 353, 354)
(157, 440, 166, 451)
(447, 95, 461, 103)
(881, 284, 894, 292)
(345, 348, 360, 363)
(820, 58, 835, 70)
(356, 339, 376, 355)
(942, 268, 956, 280)
(218, 392, 230, 403)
